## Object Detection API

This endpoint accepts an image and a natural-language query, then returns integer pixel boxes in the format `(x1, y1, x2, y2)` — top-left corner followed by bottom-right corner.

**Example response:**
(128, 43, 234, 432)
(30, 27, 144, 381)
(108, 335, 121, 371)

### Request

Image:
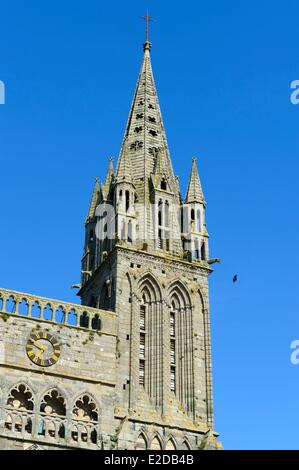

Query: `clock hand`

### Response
(35, 348, 45, 360)
(33, 341, 45, 351)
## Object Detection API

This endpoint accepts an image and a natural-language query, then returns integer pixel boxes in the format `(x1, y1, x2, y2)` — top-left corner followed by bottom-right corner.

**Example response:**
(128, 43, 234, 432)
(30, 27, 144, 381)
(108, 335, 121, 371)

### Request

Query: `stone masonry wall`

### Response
(81, 245, 219, 450)
(0, 307, 117, 450)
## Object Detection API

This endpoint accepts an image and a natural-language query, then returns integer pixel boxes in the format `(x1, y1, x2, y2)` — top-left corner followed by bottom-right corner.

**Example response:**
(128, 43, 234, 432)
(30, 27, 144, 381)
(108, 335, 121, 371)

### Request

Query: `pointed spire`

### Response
(116, 39, 176, 187)
(105, 156, 114, 184)
(116, 141, 134, 184)
(113, 35, 182, 247)
(101, 157, 114, 201)
(86, 177, 100, 223)
(185, 157, 205, 205)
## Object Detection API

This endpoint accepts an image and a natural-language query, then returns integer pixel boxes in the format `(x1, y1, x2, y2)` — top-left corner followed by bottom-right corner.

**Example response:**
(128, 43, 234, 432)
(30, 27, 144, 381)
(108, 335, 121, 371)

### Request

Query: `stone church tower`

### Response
(0, 37, 222, 450)
(79, 38, 221, 450)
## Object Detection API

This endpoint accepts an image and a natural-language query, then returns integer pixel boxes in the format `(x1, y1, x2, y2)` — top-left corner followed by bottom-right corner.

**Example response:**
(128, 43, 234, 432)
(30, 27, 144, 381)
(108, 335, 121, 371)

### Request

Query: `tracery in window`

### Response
(5, 383, 34, 433)
(40, 389, 66, 416)
(72, 395, 99, 444)
(73, 394, 98, 421)
(6, 383, 34, 412)
(39, 389, 66, 439)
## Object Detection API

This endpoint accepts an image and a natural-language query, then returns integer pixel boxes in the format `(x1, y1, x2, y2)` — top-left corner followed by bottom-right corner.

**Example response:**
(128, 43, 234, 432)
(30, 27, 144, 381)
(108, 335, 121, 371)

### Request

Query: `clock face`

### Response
(26, 331, 61, 367)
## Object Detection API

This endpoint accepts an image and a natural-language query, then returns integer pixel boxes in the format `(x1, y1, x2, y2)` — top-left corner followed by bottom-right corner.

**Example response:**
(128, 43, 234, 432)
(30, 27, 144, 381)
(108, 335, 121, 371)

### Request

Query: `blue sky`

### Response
(1, 0, 299, 450)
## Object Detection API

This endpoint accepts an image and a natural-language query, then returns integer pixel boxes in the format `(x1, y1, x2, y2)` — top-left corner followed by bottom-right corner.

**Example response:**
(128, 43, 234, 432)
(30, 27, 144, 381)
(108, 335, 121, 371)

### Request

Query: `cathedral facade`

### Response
(0, 38, 222, 450)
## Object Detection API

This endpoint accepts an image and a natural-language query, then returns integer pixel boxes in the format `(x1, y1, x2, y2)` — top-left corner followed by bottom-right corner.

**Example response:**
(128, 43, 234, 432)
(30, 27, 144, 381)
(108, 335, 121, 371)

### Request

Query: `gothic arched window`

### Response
(125, 190, 130, 212)
(161, 179, 167, 190)
(170, 302, 176, 393)
(201, 241, 206, 261)
(72, 394, 99, 445)
(158, 199, 163, 226)
(166, 438, 176, 450)
(121, 219, 126, 241)
(128, 220, 133, 243)
(99, 282, 110, 311)
(40, 389, 66, 416)
(151, 436, 163, 450)
(196, 209, 201, 232)
(165, 201, 170, 227)
(73, 394, 98, 421)
(5, 383, 34, 434)
(194, 239, 200, 260)
(7, 383, 34, 411)
(139, 302, 146, 386)
(169, 282, 193, 414)
(138, 275, 163, 407)
(39, 389, 66, 439)
(136, 433, 148, 450)
(102, 211, 108, 234)
(158, 200, 163, 249)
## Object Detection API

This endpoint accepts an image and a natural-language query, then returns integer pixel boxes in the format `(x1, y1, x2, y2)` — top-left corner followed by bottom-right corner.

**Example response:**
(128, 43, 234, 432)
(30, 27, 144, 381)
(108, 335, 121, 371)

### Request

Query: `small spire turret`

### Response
(105, 156, 114, 184)
(85, 177, 100, 224)
(185, 157, 205, 205)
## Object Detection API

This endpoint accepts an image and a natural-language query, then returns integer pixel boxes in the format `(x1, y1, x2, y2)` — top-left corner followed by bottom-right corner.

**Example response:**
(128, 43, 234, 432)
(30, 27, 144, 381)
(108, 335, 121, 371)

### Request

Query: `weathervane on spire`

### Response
(140, 12, 155, 43)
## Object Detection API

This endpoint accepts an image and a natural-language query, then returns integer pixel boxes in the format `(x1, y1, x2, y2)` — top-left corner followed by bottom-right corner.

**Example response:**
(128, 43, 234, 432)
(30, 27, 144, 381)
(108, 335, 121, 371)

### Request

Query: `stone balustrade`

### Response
(2, 409, 99, 448)
(0, 288, 114, 332)
(0, 384, 103, 449)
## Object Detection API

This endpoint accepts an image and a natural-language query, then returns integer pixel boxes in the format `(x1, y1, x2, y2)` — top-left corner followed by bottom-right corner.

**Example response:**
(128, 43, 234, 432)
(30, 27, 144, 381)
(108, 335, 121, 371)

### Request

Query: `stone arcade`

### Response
(0, 37, 222, 450)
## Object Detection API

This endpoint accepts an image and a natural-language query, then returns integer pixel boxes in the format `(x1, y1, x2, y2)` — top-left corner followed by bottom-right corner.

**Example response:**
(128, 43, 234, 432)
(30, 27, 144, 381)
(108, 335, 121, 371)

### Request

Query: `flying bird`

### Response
(232, 275, 238, 283)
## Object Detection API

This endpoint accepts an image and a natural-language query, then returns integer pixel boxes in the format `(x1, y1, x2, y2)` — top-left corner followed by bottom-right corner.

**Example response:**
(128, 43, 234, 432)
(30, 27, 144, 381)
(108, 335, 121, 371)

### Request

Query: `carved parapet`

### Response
(0, 287, 116, 334)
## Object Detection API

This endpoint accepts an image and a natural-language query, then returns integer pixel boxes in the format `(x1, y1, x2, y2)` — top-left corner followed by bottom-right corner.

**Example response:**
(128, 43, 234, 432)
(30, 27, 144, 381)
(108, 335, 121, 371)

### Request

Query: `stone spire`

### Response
(115, 40, 181, 242)
(105, 157, 114, 184)
(101, 157, 114, 201)
(185, 157, 205, 205)
(117, 40, 177, 195)
(85, 178, 100, 223)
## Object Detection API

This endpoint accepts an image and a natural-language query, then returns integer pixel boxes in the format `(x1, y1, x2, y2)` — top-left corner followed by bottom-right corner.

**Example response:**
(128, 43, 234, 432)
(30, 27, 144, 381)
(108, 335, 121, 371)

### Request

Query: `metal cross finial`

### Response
(140, 12, 155, 43)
